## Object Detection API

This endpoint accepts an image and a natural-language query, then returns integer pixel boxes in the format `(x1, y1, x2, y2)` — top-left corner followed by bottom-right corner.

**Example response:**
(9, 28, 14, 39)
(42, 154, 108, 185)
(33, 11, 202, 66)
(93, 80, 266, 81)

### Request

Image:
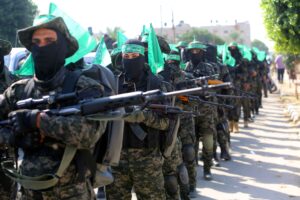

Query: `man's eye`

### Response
(45, 38, 55, 44)
(32, 40, 40, 45)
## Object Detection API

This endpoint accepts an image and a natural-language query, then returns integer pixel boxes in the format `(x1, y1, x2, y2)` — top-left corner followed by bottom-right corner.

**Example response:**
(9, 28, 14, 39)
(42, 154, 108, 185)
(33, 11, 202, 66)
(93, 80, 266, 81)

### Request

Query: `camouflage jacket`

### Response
(122, 69, 170, 149)
(0, 73, 107, 185)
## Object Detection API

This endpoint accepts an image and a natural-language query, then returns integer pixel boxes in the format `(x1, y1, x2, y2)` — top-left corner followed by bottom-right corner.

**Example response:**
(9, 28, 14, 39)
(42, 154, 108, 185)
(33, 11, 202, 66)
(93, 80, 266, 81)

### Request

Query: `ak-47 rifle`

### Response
(177, 95, 234, 109)
(175, 74, 219, 89)
(205, 93, 257, 100)
(0, 83, 232, 126)
(231, 88, 258, 99)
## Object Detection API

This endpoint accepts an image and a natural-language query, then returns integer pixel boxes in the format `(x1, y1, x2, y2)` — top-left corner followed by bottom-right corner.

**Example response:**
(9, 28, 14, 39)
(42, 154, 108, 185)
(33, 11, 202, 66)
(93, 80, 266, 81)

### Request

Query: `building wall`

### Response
(156, 21, 251, 46)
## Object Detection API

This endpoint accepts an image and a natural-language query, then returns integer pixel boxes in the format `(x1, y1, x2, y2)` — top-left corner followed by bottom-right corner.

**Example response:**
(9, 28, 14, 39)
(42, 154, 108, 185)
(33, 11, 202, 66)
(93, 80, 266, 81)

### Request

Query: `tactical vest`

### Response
(122, 70, 179, 157)
(186, 62, 218, 78)
(2, 64, 123, 190)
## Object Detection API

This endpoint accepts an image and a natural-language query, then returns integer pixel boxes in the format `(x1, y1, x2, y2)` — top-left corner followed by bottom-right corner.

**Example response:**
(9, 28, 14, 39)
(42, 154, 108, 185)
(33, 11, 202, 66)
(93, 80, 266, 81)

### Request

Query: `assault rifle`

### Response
(0, 83, 232, 125)
(175, 74, 219, 89)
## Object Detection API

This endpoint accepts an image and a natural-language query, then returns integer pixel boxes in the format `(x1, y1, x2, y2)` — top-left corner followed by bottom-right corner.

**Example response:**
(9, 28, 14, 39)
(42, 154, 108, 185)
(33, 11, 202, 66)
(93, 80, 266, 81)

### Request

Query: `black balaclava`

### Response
(189, 49, 204, 66)
(122, 40, 145, 83)
(0, 48, 4, 74)
(229, 47, 242, 63)
(31, 29, 67, 81)
(143, 42, 149, 64)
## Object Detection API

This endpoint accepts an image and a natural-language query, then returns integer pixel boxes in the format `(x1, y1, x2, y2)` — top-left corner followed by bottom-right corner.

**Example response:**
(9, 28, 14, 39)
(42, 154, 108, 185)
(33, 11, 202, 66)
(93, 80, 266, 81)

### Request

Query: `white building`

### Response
(156, 21, 251, 46)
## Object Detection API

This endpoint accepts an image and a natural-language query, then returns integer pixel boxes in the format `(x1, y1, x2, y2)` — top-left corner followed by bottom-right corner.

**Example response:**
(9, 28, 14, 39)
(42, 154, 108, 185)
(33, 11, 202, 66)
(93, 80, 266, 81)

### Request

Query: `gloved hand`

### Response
(123, 110, 147, 123)
(8, 109, 40, 134)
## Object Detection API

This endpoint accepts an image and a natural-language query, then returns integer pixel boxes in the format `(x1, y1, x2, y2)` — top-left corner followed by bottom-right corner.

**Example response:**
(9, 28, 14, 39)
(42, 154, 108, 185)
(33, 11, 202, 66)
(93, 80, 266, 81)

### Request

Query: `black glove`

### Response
(9, 109, 40, 134)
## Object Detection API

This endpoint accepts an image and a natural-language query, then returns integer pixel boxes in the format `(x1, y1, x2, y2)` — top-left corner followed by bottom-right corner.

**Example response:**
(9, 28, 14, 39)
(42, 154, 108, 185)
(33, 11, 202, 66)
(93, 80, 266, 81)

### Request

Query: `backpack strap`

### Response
(22, 79, 35, 100)
(1, 70, 90, 190)
(61, 70, 82, 94)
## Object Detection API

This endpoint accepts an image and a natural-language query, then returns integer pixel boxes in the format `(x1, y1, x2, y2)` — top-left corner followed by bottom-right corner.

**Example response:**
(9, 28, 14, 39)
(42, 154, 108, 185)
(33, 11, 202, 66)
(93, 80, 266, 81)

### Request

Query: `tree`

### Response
(0, 0, 37, 46)
(251, 39, 269, 52)
(105, 27, 124, 41)
(261, 0, 300, 54)
(178, 28, 225, 45)
(229, 32, 240, 42)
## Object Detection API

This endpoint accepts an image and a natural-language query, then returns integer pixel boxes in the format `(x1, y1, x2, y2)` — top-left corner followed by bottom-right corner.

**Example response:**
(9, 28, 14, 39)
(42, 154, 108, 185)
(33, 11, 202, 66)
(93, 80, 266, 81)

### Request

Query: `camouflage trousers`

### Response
(242, 98, 251, 121)
(0, 148, 16, 200)
(178, 116, 197, 189)
(163, 139, 182, 200)
(214, 108, 230, 154)
(20, 180, 95, 200)
(195, 104, 216, 171)
(228, 97, 241, 122)
(106, 148, 166, 200)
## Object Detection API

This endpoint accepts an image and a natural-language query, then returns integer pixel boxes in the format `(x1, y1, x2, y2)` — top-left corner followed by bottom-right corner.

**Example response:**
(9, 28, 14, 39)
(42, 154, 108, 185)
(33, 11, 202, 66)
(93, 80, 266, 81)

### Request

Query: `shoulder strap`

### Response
(1, 145, 77, 190)
(22, 79, 35, 99)
(61, 70, 82, 94)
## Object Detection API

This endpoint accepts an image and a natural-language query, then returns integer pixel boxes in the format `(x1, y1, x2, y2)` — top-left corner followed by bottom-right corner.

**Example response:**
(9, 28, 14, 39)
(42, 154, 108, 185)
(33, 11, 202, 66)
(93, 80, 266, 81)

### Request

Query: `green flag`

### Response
(15, 3, 97, 76)
(217, 44, 236, 67)
(117, 31, 127, 47)
(49, 3, 97, 65)
(13, 55, 34, 76)
(252, 47, 266, 62)
(238, 45, 252, 61)
(93, 36, 112, 67)
(147, 24, 164, 74)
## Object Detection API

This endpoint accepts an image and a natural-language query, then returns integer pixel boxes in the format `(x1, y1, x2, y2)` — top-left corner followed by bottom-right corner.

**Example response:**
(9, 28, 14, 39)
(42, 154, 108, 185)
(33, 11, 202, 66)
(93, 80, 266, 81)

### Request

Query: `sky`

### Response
(32, 0, 274, 49)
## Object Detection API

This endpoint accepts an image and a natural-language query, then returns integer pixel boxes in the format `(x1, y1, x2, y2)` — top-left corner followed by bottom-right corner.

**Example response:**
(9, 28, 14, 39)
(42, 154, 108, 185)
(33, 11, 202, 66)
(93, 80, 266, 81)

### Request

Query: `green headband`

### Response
(122, 44, 145, 55)
(187, 43, 207, 50)
(166, 54, 181, 61)
(111, 47, 122, 56)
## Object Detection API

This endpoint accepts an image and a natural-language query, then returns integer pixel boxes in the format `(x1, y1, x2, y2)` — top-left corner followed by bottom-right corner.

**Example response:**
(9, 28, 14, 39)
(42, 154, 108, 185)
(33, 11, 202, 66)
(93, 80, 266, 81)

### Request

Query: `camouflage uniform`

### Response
(106, 69, 169, 200)
(162, 139, 182, 200)
(0, 16, 109, 200)
(240, 62, 252, 124)
(159, 62, 193, 199)
(185, 61, 216, 177)
(0, 71, 16, 200)
(204, 44, 232, 161)
(0, 39, 16, 200)
(0, 74, 107, 200)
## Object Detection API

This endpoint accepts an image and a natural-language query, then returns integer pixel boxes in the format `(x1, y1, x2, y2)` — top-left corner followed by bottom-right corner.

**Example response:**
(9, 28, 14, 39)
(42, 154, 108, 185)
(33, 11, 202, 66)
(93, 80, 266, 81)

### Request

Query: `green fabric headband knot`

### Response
(122, 44, 145, 55)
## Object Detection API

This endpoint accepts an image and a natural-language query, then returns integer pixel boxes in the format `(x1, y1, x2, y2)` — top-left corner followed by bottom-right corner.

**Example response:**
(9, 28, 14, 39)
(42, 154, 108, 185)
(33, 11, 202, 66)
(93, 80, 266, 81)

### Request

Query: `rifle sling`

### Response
(1, 145, 77, 190)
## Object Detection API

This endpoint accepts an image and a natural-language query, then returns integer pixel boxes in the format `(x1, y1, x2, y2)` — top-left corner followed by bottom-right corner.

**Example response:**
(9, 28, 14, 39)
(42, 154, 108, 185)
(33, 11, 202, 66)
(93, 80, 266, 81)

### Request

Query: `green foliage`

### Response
(251, 39, 269, 52)
(106, 27, 124, 41)
(178, 28, 225, 45)
(229, 32, 240, 41)
(261, 0, 300, 54)
(0, 0, 37, 46)
(284, 54, 300, 70)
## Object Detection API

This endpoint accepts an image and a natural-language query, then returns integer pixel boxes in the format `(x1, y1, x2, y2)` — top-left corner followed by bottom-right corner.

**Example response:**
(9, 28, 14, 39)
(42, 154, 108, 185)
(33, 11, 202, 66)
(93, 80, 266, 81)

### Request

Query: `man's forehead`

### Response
(32, 28, 57, 37)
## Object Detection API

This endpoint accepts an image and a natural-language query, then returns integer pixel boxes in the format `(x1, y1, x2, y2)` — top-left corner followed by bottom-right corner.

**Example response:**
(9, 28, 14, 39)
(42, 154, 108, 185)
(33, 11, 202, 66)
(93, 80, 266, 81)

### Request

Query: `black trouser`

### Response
(277, 69, 285, 82)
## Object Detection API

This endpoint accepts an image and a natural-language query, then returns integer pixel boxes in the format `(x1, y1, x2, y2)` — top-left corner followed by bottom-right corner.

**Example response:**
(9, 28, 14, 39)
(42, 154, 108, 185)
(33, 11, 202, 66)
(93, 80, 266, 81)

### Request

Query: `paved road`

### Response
(195, 93, 300, 200)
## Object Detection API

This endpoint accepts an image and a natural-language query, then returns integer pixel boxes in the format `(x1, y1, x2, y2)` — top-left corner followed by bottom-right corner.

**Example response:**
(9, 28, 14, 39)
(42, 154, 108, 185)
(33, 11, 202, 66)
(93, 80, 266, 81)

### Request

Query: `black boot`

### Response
(97, 187, 105, 199)
(203, 168, 213, 181)
(213, 153, 221, 167)
(220, 144, 231, 161)
(189, 186, 197, 198)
